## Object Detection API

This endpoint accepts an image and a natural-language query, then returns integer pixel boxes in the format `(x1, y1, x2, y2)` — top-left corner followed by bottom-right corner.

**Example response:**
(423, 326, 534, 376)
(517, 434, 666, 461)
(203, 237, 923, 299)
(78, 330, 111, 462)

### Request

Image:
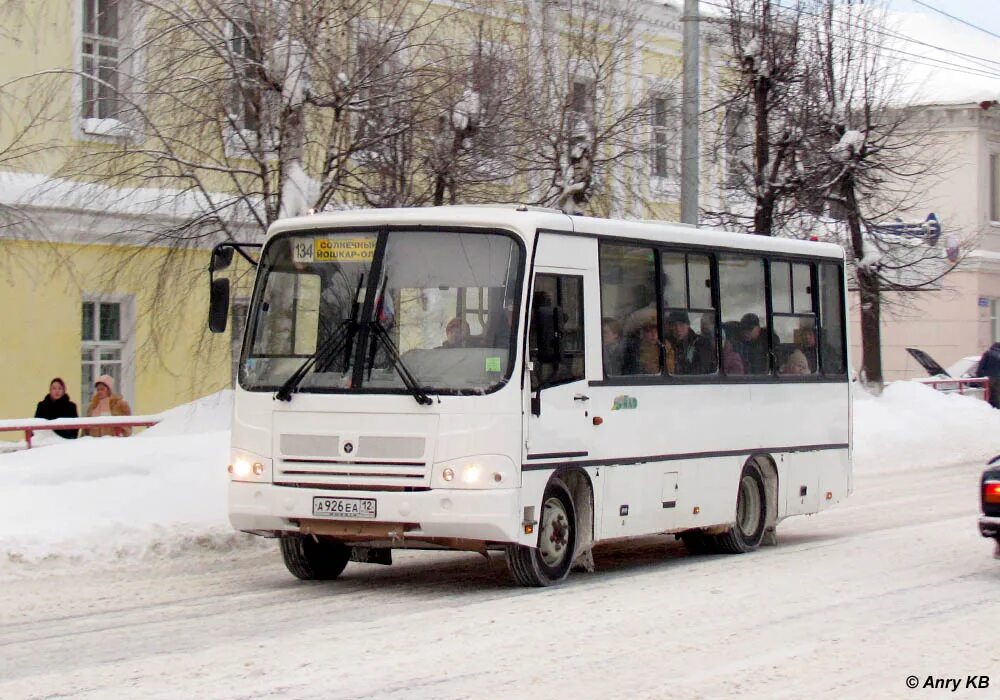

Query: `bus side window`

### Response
(529, 274, 585, 390)
(819, 263, 847, 374)
(599, 243, 658, 377)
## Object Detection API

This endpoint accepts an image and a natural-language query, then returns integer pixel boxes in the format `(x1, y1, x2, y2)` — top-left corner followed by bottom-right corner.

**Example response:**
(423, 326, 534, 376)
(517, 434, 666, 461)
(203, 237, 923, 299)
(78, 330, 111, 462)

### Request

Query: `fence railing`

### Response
(920, 377, 990, 403)
(0, 415, 163, 449)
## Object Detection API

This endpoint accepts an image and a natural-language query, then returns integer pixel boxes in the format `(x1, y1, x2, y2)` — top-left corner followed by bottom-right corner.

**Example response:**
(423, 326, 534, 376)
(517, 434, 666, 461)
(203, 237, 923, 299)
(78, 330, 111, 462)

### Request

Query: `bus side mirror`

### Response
(209, 278, 230, 333)
(534, 306, 563, 365)
(211, 245, 235, 272)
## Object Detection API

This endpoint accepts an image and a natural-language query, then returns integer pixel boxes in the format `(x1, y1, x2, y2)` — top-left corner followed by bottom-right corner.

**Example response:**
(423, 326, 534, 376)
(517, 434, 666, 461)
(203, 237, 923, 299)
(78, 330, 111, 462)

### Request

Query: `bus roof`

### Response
(267, 205, 845, 261)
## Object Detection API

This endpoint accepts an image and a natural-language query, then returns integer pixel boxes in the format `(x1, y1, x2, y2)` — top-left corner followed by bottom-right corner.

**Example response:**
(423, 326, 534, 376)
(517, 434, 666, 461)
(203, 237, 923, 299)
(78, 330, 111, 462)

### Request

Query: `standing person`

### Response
(976, 342, 1000, 409)
(86, 375, 133, 437)
(34, 378, 79, 439)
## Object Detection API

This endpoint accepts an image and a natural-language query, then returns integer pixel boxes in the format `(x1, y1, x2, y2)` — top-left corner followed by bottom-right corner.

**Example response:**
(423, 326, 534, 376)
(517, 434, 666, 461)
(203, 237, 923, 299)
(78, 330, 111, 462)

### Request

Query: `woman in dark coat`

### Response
(34, 377, 79, 439)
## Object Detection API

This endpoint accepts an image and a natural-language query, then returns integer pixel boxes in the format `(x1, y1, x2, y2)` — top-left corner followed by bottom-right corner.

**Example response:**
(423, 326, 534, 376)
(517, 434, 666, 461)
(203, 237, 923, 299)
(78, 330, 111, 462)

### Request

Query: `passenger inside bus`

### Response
(440, 317, 470, 349)
(665, 310, 715, 375)
(602, 317, 624, 376)
(621, 308, 674, 375)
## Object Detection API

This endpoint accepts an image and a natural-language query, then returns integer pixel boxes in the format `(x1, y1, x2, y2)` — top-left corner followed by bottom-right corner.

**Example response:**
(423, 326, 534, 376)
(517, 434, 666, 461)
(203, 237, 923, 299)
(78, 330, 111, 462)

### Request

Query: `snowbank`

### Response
(2, 382, 998, 572)
(853, 380, 1000, 474)
(0, 390, 259, 572)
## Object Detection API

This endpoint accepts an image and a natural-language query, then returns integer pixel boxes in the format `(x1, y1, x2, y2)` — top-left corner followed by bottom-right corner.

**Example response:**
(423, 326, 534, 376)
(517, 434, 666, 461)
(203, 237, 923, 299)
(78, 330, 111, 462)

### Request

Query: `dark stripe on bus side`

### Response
(526, 451, 590, 460)
(521, 442, 850, 471)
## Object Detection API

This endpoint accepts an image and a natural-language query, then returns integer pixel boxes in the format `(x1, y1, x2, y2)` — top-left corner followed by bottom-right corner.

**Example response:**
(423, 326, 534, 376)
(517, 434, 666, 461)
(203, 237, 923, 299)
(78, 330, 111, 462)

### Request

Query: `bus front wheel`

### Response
(714, 462, 767, 554)
(507, 479, 577, 587)
(280, 534, 351, 580)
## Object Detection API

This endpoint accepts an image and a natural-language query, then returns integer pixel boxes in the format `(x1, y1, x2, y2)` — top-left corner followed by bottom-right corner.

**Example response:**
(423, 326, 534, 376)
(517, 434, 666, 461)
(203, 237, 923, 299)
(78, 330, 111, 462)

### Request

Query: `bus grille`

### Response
(276, 433, 429, 489)
(275, 459, 428, 489)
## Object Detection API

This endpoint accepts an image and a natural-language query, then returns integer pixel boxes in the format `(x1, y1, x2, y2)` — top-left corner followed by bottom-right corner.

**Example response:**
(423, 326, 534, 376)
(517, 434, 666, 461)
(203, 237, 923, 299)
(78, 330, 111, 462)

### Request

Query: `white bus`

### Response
(209, 205, 851, 587)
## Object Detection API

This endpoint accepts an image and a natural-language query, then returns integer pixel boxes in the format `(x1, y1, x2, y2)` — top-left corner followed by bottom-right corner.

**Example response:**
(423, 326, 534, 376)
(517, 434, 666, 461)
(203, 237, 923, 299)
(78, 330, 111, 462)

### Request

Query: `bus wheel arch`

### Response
(714, 458, 770, 554)
(559, 468, 596, 572)
(750, 454, 779, 546)
(507, 470, 590, 586)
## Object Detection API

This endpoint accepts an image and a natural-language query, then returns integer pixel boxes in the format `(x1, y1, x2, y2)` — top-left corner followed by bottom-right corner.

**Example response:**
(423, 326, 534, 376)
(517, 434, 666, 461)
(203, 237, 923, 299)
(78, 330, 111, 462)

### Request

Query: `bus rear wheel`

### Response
(714, 462, 767, 554)
(280, 534, 351, 580)
(507, 479, 577, 587)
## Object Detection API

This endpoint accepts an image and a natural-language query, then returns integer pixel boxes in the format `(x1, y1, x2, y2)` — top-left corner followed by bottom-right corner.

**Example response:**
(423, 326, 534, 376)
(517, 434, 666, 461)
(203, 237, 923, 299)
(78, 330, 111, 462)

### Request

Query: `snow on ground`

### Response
(1, 381, 998, 572)
(0, 390, 259, 570)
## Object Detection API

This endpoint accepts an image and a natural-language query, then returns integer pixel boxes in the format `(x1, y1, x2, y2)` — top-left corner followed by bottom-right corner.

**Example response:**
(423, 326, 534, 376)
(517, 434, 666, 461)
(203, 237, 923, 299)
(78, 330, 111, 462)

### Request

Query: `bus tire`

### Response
(280, 534, 351, 580)
(714, 462, 767, 554)
(506, 479, 577, 587)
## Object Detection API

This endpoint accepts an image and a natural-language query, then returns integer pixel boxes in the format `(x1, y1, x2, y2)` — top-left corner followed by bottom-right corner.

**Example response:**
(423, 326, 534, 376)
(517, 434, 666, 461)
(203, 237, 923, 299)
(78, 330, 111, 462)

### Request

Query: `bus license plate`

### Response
(312, 497, 377, 519)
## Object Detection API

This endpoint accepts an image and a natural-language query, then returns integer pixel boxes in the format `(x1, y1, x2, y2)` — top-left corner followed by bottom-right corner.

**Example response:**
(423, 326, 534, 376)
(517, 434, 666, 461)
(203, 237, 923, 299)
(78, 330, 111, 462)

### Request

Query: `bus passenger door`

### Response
(525, 267, 596, 461)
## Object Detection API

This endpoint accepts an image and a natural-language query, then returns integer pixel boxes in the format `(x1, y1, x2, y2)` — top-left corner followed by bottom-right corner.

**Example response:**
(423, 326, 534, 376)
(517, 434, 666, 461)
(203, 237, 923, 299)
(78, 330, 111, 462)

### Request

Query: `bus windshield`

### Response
(240, 228, 523, 395)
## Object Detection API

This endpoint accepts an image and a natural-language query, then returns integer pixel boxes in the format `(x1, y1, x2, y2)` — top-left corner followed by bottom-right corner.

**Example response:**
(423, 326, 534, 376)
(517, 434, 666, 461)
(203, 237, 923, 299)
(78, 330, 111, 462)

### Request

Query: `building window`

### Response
(990, 153, 1000, 223)
(355, 37, 404, 144)
(82, 0, 121, 121)
(650, 96, 673, 178)
(229, 20, 260, 135)
(724, 107, 750, 189)
(568, 78, 594, 134)
(81, 300, 126, 406)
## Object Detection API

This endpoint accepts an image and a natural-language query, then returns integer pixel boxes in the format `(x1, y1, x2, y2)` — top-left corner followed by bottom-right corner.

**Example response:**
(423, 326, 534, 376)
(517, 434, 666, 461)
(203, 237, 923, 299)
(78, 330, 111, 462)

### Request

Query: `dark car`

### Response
(981, 456, 1000, 559)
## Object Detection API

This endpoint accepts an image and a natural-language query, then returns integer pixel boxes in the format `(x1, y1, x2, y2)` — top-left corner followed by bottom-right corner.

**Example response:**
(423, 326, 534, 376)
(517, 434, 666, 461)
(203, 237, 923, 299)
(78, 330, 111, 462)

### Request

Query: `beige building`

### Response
(851, 100, 1000, 381)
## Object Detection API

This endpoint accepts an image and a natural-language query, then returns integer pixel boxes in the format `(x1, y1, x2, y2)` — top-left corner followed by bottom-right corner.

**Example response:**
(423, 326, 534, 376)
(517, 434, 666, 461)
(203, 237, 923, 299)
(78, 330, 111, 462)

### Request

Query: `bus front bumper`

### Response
(229, 481, 521, 543)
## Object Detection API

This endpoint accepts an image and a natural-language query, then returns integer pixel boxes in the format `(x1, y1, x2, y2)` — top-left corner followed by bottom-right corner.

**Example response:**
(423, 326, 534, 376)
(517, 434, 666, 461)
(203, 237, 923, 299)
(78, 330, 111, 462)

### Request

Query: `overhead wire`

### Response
(910, 0, 1000, 43)
(696, 0, 1000, 82)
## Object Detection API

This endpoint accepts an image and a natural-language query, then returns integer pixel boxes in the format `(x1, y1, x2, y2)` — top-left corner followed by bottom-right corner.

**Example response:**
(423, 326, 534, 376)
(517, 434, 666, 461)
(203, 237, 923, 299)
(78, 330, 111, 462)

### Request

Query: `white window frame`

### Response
(81, 295, 136, 409)
(222, 19, 278, 157)
(353, 27, 408, 150)
(465, 39, 516, 178)
(645, 79, 679, 200)
(75, 0, 143, 141)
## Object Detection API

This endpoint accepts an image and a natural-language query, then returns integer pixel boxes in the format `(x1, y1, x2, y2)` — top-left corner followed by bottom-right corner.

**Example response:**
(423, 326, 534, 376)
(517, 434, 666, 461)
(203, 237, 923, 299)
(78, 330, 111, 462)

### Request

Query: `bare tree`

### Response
(34, 0, 449, 244)
(514, 0, 662, 216)
(807, 0, 949, 389)
(705, 0, 812, 235)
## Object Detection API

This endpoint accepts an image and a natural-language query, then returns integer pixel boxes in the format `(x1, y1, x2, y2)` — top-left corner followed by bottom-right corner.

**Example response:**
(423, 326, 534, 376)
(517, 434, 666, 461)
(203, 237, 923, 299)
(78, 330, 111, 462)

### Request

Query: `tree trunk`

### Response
(857, 266, 883, 391)
(752, 76, 773, 236)
(843, 174, 883, 391)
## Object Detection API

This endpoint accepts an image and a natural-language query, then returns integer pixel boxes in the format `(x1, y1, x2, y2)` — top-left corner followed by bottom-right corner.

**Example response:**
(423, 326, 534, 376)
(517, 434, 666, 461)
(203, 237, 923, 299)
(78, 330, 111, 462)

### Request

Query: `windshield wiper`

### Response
(365, 275, 433, 406)
(274, 273, 364, 402)
(367, 320, 433, 405)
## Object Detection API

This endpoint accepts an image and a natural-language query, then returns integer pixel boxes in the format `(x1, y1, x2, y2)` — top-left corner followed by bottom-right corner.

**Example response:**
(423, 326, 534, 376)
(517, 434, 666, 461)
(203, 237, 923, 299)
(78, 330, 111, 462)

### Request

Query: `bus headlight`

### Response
(228, 449, 272, 483)
(433, 455, 516, 489)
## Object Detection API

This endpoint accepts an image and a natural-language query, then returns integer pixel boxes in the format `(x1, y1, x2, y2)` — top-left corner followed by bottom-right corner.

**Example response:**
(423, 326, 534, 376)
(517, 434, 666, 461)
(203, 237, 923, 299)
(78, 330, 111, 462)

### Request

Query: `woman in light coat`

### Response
(86, 374, 133, 437)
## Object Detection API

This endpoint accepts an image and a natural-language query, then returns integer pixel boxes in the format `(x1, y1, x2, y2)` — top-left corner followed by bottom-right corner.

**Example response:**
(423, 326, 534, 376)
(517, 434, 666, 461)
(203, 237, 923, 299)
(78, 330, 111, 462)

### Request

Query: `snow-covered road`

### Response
(1, 457, 996, 700)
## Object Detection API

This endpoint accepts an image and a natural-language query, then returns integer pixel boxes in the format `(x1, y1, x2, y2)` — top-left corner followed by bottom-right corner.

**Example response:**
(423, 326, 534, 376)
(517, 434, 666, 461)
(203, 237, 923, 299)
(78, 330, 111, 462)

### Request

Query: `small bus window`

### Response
(530, 274, 585, 389)
(718, 255, 768, 375)
(661, 251, 718, 375)
(771, 262, 817, 376)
